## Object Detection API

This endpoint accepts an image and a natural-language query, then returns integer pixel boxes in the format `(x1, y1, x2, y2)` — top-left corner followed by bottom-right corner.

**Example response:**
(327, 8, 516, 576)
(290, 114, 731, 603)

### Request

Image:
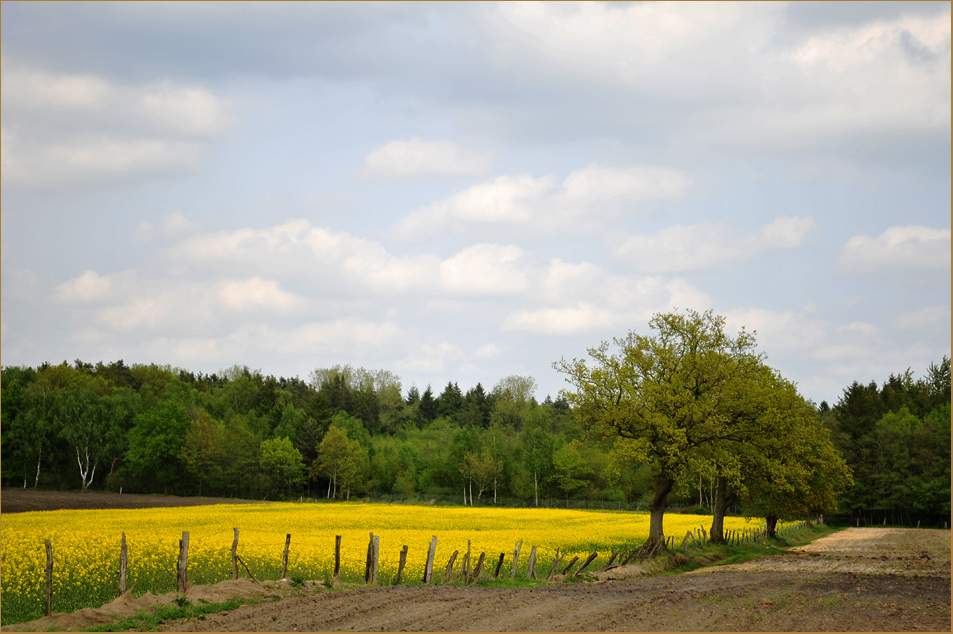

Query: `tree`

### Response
(260, 436, 305, 497)
(124, 400, 191, 494)
(180, 409, 223, 496)
(56, 378, 119, 492)
(551, 440, 593, 507)
(491, 375, 537, 430)
(219, 414, 260, 498)
(556, 309, 761, 554)
(314, 425, 366, 499)
(519, 406, 555, 507)
(460, 450, 502, 503)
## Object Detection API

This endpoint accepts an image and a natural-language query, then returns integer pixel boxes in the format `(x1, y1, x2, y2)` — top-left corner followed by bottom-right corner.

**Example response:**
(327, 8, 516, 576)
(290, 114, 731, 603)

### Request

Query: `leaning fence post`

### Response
(473, 552, 486, 582)
(493, 553, 505, 579)
(280, 534, 291, 580)
(526, 546, 538, 580)
(574, 551, 599, 577)
(231, 528, 240, 581)
(423, 536, 437, 584)
(444, 550, 459, 582)
(396, 545, 408, 584)
(45, 539, 53, 617)
(119, 533, 128, 594)
(333, 536, 342, 584)
(177, 531, 190, 593)
(510, 539, 522, 579)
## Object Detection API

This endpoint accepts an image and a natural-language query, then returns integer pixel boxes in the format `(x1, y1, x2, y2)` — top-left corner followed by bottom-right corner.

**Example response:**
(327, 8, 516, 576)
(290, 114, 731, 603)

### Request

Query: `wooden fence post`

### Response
(546, 549, 563, 582)
(444, 550, 459, 583)
(423, 536, 437, 584)
(119, 533, 128, 594)
(526, 546, 538, 580)
(473, 552, 486, 582)
(493, 553, 505, 579)
(333, 536, 342, 583)
(600, 551, 618, 572)
(574, 551, 598, 577)
(396, 545, 408, 584)
(560, 556, 579, 576)
(177, 532, 190, 593)
(45, 539, 53, 617)
(463, 540, 471, 582)
(231, 529, 240, 581)
(365, 533, 379, 584)
(510, 539, 522, 579)
(280, 534, 291, 580)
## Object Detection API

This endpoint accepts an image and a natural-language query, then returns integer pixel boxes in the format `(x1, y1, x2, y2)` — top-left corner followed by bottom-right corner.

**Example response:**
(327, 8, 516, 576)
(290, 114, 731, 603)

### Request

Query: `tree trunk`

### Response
(534, 470, 538, 508)
(766, 514, 779, 538)
(709, 476, 735, 544)
(34, 448, 42, 488)
(642, 476, 674, 554)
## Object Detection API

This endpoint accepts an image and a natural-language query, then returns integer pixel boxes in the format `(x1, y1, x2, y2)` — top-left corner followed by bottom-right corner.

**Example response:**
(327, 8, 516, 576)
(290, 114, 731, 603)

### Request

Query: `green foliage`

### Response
(259, 436, 305, 497)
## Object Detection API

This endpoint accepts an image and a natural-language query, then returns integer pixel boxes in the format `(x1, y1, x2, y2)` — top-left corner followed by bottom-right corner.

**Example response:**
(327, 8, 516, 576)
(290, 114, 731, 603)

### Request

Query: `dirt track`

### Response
(1, 489, 268, 514)
(3, 490, 948, 632)
(9, 527, 937, 632)
(166, 528, 950, 632)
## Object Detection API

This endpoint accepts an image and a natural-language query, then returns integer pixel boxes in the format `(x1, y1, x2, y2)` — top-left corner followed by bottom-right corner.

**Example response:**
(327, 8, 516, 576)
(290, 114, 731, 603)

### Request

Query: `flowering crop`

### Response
(1, 502, 763, 625)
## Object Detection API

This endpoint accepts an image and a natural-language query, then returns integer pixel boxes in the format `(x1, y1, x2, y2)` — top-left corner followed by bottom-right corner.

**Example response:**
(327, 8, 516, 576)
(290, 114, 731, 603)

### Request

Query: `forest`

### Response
(2, 315, 949, 529)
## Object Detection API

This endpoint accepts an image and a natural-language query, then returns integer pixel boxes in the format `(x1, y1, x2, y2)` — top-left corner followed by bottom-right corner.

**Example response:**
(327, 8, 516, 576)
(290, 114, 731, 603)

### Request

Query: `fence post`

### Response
(231, 529, 240, 581)
(333, 536, 342, 584)
(510, 539, 522, 579)
(526, 546, 538, 580)
(444, 550, 459, 583)
(423, 536, 437, 584)
(574, 551, 599, 577)
(493, 553, 505, 579)
(463, 540, 471, 581)
(177, 531, 190, 593)
(473, 552, 486, 582)
(560, 556, 579, 576)
(365, 533, 379, 584)
(280, 534, 291, 580)
(396, 545, 408, 584)
(45, 539, 53, 617)
(119, 533, 128, 594)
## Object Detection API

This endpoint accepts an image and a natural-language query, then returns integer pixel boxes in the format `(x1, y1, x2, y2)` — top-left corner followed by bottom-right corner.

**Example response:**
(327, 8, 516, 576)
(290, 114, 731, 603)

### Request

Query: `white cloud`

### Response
(397, 341, 462, 374)
(836, 225, 951, 273)
(219, 277, 299, 311)
(504, 302, 619, 335)
(54, 270, 114, 304)
(613, 215, 814, 273)
(439, 244, 527, 294)
(473, 343, 504, 359)
(894, 305, 951, 335)
(0, 64, 235, 188)
(395, 164, 690, 240)
(357, 137, 492, 179)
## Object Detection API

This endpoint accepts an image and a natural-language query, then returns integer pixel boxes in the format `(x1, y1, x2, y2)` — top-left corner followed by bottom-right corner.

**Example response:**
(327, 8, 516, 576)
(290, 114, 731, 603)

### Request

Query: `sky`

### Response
(1, 1, 950, 406)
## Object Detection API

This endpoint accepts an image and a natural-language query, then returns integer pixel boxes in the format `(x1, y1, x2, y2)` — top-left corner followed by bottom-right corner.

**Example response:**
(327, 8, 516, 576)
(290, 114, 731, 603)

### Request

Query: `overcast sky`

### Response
(2, 1, 950, 405)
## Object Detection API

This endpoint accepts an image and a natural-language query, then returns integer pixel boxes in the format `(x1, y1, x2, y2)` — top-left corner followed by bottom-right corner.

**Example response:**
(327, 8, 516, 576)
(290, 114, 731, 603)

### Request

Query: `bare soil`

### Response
(0, 489, 269, 514)
(4, 526, 948, 632)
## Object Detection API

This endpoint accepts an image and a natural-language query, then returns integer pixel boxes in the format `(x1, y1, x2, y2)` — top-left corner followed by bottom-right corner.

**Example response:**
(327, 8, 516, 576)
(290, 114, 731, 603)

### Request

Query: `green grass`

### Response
(84, 597, 252, 632)
(660, 523, 843, 575)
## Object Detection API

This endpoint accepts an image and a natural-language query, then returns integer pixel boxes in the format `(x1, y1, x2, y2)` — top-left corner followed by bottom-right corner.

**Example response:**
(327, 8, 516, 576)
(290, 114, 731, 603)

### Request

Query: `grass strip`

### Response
(84, 596, 254, 632)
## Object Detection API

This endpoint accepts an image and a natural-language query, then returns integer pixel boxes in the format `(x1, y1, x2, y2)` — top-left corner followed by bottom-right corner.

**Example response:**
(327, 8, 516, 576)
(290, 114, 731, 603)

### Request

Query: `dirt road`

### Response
(162, 528, 949, 632)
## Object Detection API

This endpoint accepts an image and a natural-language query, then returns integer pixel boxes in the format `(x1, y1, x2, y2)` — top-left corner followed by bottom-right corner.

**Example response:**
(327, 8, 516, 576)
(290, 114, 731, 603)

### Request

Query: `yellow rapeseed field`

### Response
(1, 501, 764, 624)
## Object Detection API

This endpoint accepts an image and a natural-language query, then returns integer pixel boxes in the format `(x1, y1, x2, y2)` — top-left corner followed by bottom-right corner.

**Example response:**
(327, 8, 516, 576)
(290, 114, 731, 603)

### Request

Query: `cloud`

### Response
(397, 341, 463, 374)
(612, 216, 814, 273)
(218, 277, 300, 311)
(439, 244, 527, 294)
(54, 270, 114, 304)
(395, 164, 690, 240)
(357, 137, 492, 179)
(135, 211, 203, 243)
(836, 225, 951, 273)
(724, 307, 891, 364)
(0, 63, 236, 188)
(473, 343, 503, 359)
(894, 305, 951, 335)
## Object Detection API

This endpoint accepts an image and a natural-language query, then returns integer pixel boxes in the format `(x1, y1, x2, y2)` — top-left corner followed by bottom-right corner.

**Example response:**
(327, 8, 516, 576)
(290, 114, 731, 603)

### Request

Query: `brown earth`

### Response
(0, 489, 270, 514)
(4, 527, 949, 632)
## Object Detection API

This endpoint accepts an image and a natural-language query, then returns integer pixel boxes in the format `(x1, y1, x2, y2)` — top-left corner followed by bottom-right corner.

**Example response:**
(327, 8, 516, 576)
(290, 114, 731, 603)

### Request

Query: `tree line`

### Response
(2, 310, 948, 543)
